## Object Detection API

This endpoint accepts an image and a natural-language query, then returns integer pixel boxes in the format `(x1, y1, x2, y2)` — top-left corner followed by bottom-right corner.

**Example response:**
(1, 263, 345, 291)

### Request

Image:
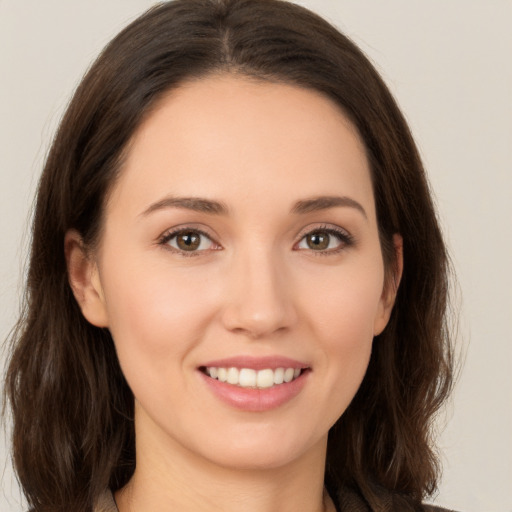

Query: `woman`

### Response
(4, 1, 455, 511)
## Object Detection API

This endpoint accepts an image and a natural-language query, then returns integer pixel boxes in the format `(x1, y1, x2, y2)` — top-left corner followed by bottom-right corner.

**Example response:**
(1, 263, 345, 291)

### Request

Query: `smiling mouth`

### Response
(200, 366, 307, 389)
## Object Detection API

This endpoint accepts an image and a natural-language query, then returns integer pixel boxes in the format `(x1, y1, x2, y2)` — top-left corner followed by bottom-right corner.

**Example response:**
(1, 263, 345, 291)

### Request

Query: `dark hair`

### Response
(4, 1, 454, 510)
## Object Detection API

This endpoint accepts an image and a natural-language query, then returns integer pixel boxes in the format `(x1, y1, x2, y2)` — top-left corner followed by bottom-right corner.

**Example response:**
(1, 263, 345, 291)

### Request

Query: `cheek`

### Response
(301, 259, 385, 345)
(297, 262, 384, 414)
(318, 289, 376, 381)
(100, 260, 217, 372)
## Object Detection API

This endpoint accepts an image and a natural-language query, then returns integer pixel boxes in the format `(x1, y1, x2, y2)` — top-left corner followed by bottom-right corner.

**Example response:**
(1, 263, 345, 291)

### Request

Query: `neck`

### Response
(115, 411, 334, 512)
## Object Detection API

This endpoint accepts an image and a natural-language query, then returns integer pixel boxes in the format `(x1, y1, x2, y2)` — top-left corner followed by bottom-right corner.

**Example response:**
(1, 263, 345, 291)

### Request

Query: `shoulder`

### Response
(93, 489, 118, 512)
(332, 483, 460, 512)
(398, 495, 459, 512)
(397, 499, 459, 512)
(387, 485, 460, 512)
(422, 506, 459, 512)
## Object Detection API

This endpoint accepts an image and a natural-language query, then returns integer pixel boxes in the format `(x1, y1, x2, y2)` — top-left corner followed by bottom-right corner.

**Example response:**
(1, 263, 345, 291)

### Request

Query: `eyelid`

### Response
(157, 225, 222, 255)
(294, 223, 355, 253)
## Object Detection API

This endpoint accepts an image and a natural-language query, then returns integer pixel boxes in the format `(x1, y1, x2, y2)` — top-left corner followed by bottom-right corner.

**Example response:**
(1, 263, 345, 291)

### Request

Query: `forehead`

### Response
(108, 74, 375, 220)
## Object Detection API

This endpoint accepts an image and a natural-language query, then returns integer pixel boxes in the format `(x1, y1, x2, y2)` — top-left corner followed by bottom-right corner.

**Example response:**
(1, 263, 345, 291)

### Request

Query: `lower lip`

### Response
(199, 370, 309, 412)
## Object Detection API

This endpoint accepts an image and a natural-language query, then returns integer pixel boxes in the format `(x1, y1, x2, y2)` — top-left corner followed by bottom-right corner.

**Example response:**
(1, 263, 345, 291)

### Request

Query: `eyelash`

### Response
(158, 227, 220, 257)
(157, 224, 354, 257)
(294, 225, 355, 255)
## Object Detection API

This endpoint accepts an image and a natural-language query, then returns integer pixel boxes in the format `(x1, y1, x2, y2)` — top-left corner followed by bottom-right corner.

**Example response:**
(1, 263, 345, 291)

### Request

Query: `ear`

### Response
(64, 230, 109, 327)
(373, 234, 403, 335)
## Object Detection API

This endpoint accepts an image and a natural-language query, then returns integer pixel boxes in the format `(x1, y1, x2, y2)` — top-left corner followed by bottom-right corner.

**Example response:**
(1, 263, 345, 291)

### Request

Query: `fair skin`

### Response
(66, 75, 402, 512)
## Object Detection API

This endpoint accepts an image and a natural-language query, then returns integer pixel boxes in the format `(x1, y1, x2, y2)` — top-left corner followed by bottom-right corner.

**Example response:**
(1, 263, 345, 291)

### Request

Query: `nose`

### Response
(220, 248, 298, 339)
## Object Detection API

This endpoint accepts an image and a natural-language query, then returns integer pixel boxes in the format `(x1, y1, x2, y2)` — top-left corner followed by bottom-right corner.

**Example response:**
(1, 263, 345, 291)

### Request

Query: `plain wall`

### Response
(1, 1, 511, 511)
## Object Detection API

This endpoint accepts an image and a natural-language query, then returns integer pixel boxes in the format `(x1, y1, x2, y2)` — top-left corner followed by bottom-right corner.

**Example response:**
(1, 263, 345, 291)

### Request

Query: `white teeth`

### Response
(256, 369, 274, 388)
(284, 368, 295, 383)
(226, 367, 239, 384)
(205, 366, 303, 388)
(239, 368, 257, 387)
(273, 367, 284, 384)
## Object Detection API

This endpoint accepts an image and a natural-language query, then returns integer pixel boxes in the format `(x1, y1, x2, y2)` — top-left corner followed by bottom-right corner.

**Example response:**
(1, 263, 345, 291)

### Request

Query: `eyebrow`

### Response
(292, 195, 367, 219)
(140, 196, 229, 217)
(140, 194, 367, 219)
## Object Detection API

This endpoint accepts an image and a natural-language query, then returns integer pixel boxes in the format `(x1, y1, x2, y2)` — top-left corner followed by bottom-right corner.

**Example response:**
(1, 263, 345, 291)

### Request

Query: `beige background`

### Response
(1, 1, 511, 511)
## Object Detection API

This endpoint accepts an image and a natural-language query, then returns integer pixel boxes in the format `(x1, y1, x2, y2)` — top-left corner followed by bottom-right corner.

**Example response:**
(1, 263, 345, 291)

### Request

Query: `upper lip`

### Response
(200, 355, 309, 371)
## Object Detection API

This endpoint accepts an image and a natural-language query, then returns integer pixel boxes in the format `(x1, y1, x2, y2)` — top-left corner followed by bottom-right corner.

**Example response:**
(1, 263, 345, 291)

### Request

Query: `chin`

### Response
(192, 427, 327, 472)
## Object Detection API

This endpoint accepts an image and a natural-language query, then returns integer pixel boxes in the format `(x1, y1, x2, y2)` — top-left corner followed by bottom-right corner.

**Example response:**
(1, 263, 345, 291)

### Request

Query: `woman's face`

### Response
(77, 75, 398, 471)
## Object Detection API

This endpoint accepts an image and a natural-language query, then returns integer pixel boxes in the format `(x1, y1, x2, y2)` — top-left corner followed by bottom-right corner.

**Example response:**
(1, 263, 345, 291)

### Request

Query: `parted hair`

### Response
(4, 1, 454, 511)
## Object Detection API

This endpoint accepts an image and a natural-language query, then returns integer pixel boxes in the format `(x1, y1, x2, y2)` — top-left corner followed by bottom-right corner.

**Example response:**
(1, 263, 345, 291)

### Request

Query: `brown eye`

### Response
(164, 229, 216, 253)
(176, 231, 201, 251)
(296, 228, 351, 252)
(305, 232, 330, 250)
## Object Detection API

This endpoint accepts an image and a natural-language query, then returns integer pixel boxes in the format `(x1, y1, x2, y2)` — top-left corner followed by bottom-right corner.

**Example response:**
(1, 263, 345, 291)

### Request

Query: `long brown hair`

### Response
(4, 1, 454, 510)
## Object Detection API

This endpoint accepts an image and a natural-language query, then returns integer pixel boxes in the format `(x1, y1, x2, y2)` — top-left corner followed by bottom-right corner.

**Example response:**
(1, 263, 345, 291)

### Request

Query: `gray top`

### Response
(94, 490, 118, 512)
(92, 489, 456, 512)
